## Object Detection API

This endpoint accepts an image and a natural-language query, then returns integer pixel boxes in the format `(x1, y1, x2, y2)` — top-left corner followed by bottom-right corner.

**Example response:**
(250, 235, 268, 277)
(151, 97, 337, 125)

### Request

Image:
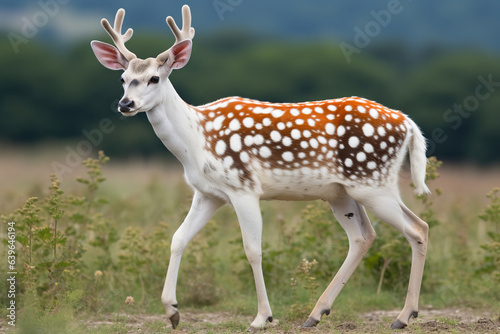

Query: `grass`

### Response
(0, 147, 499, 333)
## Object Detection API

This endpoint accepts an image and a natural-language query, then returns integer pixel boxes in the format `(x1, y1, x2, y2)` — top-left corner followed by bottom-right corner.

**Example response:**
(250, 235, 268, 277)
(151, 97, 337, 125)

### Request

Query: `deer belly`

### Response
(259, 169, 343, 201)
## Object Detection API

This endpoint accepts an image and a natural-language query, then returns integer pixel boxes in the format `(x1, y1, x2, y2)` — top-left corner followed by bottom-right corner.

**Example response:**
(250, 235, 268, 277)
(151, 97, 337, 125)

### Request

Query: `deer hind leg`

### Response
(231, 195, 273, 330)
(161, 191, 225, 329)
(303, 194, 376, 327)
(349, 188, 429, 329)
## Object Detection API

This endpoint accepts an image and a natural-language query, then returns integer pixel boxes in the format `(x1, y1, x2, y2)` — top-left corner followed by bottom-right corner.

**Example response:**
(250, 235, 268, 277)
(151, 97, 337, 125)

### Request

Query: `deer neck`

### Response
(146, 79, 204, 167)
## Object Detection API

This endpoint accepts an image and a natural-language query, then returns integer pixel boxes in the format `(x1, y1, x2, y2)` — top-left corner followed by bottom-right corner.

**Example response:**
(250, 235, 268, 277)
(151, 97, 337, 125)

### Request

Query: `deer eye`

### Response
(149, 76, 160, 84)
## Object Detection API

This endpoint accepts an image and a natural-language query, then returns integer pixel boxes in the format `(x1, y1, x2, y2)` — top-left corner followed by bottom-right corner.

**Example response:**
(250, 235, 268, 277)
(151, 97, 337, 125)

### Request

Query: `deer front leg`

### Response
(231, 195, 273, 330)
(161, 191, 225, 329)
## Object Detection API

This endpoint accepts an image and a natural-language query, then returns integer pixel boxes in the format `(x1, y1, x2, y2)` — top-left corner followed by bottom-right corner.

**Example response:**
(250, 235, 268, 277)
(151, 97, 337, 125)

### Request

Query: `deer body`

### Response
(92, 5, 430, 330)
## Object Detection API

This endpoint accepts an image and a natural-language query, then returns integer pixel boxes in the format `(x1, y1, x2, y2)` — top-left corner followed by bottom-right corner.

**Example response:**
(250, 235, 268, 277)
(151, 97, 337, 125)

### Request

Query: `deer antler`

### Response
(101, 8, 136, 61)
(157, 5, 195, 64)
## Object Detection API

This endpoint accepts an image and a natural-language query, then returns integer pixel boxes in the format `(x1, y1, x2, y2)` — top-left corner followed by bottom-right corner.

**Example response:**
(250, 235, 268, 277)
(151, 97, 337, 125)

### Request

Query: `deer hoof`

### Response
(301, 317, 320, 328)
(390, 319, 407, 329)
(170, 311, 180, 329)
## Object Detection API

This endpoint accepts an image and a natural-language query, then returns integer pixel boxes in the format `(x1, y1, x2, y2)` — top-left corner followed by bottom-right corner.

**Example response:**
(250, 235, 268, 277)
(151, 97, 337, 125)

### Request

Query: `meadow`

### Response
(0, 145, 499, 333)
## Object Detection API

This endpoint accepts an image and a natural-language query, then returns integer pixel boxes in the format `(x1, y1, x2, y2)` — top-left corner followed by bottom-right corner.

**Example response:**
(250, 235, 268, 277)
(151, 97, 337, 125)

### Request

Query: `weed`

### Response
(476, 187, 500, 283)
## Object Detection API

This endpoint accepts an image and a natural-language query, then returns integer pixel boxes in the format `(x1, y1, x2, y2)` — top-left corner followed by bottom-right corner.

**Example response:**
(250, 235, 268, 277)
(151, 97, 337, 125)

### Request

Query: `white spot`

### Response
(303, 130, 312, 138)
(291, 129, 301, 140)
(327, 105, 337, 111)
(364, 143, 374, 153)
(228, 113, 234, 118)
(389, 136, 395, 143)
(213, 116, 225, 131)
(243, 117, 254, 128)
(270, 130, 282, 142)
(315, 107, 324, 113)
(290, 108, 300, 116)
(337, 125, 346, 136)
(362, 123, 375, 137)
(259, 146, 272, 158)
(377, 126, 386, 136)
(235, 105, 243, 110)
(208, 112, 215, 118)
(277, 122, 286, 130)
(389, 147, 395, 155)
(325, 123, 335, 135)
(357, 106, 366, 113)
(367, 161, 377, 170)
(345, 105, 353, 111)
(230, 134, 242, 152)
(244, 135, 254, 146)
(373, 171, 380, 179)
(326, 114, 335, 120)
(310, 138, 319, 148)
(223, 156, 233, 168)
(345, 114, 353, 121)
(317, 136, 327, 144)
(300, 141, 309, 149)
(302, 108, 312, 114)
(356, 152, 366, 162)
(215, 140, 226, 155)
(282, 136, 292, 146)
(345, 158, 353, 167)
(272, 109, 285, 118)
(254, 135, 264, 145)
(307, 119, 316, 127)
(369, 108, 379, 119)
(287, 121, 293, 128)
(298, 152, 306, 159)
(328, 139, 338, 148)
(350, 175, 357, 180)
(255, 123, 263, 130)
(310, 151, 316, 157)
(295, 119, 305, 125)
(348, 136, 360, 148)
(380, 141, 387, 149)
(262, 118, 272, 126)
(253, 106, 273, 114)
(391, 113, 400, 119)
(326, 150, 334, 159)
(229, 119, 241, 131)
(205, 121, 214, 132)
(240, 151, 250, 163)
(386, 123, 393, 130)
(282, 151, 294, 162)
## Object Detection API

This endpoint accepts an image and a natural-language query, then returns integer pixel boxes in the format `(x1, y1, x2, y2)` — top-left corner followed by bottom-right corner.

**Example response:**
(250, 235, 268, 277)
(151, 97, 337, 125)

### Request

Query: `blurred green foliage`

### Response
(1, 32, 500, 163)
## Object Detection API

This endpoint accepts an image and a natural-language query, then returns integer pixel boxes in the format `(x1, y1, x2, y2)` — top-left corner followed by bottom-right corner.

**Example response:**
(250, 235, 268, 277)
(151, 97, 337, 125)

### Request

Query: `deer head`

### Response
(91, 5, 195, 116)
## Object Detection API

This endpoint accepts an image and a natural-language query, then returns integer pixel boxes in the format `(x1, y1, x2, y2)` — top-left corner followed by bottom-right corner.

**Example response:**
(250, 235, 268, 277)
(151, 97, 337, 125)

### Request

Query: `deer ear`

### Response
(91, 40, 129, 70)
(167, 39, 192, 70)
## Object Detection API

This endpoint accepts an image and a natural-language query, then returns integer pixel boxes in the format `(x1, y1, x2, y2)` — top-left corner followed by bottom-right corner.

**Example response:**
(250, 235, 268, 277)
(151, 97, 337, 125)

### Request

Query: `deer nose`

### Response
(119, 98, 135, 112)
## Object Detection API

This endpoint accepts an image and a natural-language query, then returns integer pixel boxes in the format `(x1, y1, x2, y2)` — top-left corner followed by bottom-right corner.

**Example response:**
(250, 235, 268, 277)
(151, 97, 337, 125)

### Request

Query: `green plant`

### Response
(288, 258, 319, 320)
(476, 187, 500, 283)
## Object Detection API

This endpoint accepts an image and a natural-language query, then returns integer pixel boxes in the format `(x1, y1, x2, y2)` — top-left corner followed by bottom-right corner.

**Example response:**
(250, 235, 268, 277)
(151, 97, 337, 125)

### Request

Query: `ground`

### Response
(80, 308, 499, 333)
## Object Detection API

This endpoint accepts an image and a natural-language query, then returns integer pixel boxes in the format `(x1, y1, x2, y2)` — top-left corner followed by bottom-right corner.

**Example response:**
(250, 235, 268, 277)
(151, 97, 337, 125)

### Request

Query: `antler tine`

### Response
(166, 4, 195, 44)
(101, 8, 136, 61)
(157, 5, 195, 64)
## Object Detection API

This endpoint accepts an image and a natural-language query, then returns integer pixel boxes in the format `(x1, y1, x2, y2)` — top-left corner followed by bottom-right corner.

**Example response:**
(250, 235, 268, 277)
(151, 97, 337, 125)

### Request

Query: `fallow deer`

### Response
(91, 5, 430, 330)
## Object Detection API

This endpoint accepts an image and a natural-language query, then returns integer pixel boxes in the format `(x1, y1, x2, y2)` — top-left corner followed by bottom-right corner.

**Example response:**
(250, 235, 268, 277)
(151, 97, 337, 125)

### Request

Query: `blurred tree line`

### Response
(1, 31, 500, 164)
